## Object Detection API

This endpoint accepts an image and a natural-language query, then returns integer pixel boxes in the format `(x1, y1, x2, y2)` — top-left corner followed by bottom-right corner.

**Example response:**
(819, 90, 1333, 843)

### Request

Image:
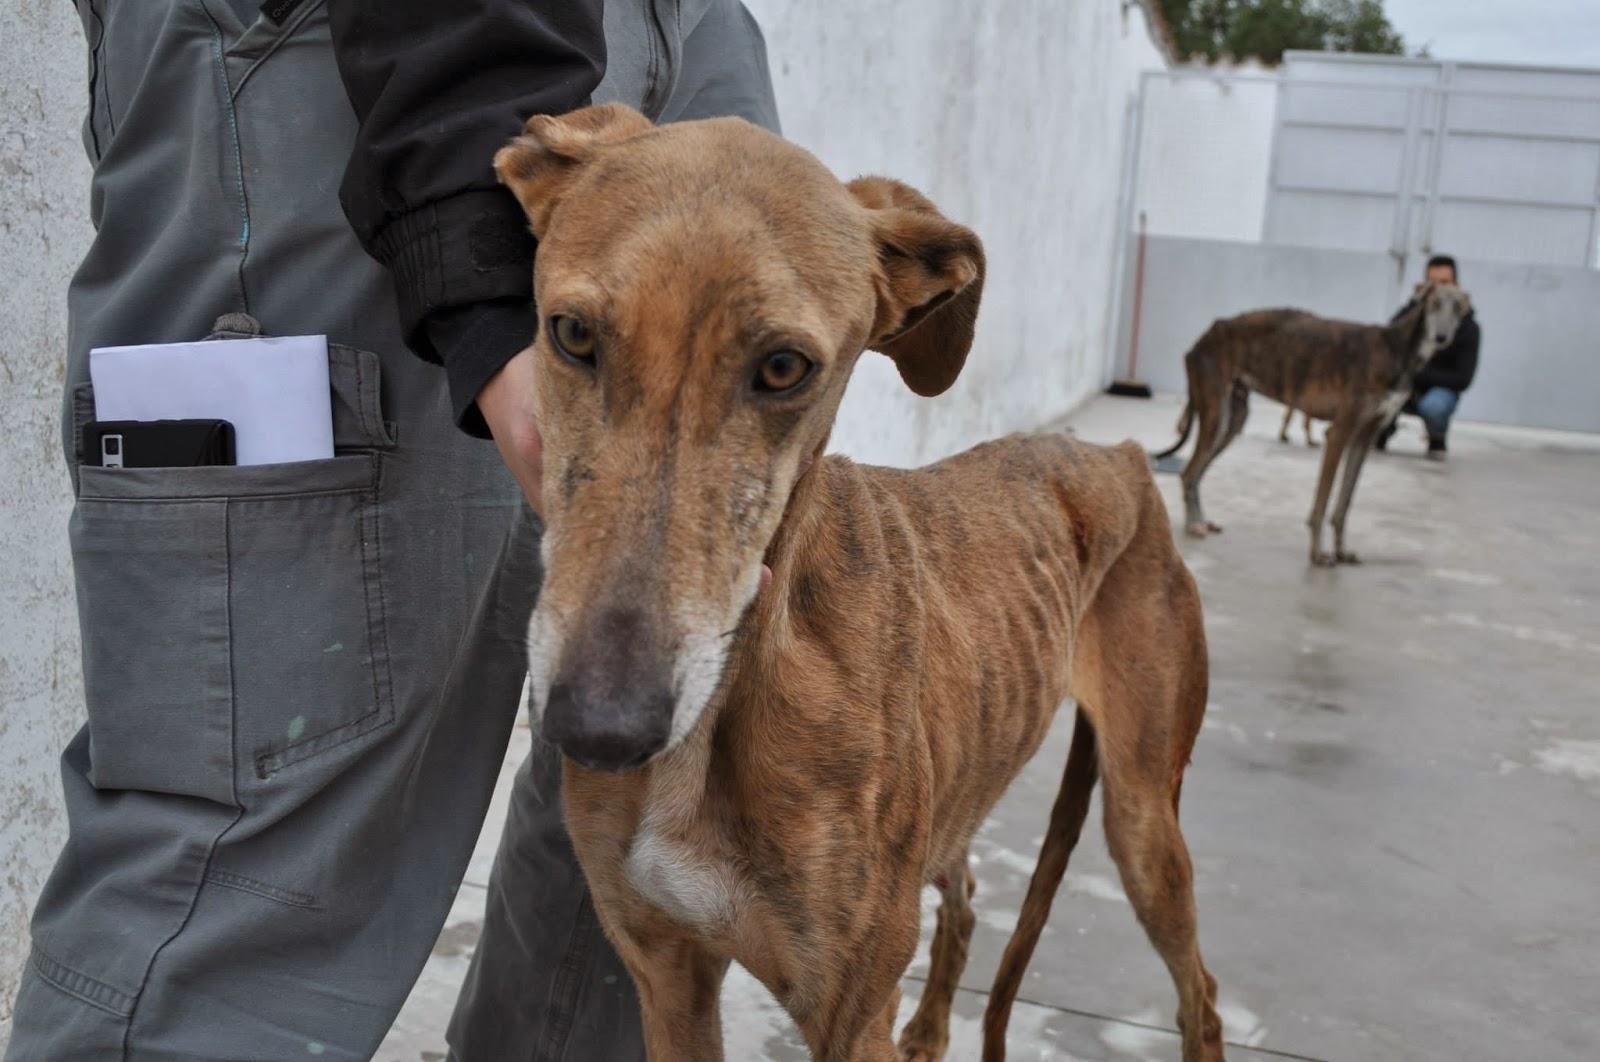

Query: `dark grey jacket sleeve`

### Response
(328, 1, 606, 435)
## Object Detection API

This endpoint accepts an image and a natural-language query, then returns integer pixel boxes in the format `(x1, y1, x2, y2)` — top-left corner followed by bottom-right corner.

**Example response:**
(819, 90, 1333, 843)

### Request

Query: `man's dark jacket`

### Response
(328, 1, 607, 435)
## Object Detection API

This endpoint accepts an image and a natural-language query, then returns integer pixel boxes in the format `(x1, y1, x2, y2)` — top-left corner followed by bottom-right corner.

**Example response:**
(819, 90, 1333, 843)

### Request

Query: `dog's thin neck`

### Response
(639, 457, 835, 824)
(1383, 298, 1431, 385)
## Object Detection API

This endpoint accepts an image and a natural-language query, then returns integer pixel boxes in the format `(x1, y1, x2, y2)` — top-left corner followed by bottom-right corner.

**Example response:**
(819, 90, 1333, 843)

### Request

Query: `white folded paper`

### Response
(90, 335, 334, 466)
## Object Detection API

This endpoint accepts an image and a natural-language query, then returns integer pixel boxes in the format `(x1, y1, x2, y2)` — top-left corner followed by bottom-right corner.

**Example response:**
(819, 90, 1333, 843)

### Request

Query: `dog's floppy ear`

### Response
(848, 177, 986, 397)
(494, 103, 656, 237)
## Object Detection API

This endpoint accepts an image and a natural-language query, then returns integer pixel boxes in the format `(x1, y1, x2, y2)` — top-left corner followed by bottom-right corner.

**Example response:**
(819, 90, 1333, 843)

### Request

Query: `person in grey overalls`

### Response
(7, 2, 778, 1059)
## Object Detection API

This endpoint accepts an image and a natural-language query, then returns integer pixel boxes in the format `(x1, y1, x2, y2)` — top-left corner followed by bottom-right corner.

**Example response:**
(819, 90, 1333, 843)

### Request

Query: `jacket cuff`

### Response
(425, 300, 538, 438)
(372, 188, 536, 357)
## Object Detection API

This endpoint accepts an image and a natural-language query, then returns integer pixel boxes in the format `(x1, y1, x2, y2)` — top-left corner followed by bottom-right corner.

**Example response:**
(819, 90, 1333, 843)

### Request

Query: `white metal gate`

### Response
(1267, 53, 1600, 271)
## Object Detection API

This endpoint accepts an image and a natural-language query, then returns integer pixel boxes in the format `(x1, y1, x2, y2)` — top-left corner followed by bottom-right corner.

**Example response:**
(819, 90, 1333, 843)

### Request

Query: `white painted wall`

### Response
(747, 0, 1169, 468)
(0, 0, 95, 1044)
(0, 0, 1168, 1042)
(1134, 72, 1278, 243)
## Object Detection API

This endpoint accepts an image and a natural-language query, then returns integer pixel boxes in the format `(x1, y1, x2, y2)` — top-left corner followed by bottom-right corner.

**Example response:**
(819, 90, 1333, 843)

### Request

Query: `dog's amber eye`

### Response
(754, 351, 812, 393)
(549, 315, 596, 363)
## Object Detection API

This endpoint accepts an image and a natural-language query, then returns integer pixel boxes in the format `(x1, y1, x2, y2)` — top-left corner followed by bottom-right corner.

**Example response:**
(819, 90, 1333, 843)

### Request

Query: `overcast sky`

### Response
(1383, 0, 1600, 68)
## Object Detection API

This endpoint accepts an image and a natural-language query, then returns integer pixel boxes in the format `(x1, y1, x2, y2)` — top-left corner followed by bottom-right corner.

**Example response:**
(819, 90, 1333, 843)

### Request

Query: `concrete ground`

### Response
(378, 394, 1600, 1062)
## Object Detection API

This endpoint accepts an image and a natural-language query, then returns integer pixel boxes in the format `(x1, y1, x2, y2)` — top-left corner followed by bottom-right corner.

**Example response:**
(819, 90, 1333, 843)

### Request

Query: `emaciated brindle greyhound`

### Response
(1153, 285, 1471, 565)
(493, 104, 1223, 1061)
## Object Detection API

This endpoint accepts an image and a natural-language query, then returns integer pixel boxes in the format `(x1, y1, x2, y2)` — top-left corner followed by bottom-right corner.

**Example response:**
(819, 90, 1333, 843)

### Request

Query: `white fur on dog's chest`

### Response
(625, 821, 741, 931)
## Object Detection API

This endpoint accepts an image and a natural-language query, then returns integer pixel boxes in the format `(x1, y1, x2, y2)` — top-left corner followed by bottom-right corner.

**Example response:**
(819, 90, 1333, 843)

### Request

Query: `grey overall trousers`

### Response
(5, 2, 777, 1059)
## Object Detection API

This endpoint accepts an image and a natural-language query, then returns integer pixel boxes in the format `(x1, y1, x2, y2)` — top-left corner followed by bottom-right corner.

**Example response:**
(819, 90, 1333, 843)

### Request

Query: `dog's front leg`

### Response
(898, 865, 976, 1061)
(615, 932, 730, 1062)
(796, 885, 923, 1062)
(1329, 418, 1383, 563)
(1306, 414, 1354, 566)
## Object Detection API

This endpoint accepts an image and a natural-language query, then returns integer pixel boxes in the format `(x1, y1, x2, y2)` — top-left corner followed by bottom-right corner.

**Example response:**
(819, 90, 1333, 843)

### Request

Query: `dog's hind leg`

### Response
(981, 710, 1098, 1062)
(1101, 768, 1223, 1062)
(1179, 389, 1227, 536)
(1222, 384, 1250, 451)
(1303, 410, 1318, 448)
(1077, 481, 1224, 1061)
(899, 864, 977, 1061)
(1329, 418, 1384, 563)
(1278, 403, 1293, 442)
(1181, 382, 1247, 537)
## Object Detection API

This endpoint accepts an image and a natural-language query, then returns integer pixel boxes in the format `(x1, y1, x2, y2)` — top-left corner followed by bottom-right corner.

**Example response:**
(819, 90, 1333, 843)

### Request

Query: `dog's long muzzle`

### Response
(541, 605, 675, 771)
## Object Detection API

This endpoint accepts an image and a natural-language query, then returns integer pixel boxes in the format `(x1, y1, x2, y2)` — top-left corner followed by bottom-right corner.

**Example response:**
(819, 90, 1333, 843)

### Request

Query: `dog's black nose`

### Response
(542, 607, 674, 771)
(543, 681, 672, 770)
(1435, 333, 1449, 344)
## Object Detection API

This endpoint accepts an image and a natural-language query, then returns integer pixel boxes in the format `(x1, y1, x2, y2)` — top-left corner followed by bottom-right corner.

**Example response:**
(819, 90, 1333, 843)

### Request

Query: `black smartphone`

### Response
(83, 420, 237, 468)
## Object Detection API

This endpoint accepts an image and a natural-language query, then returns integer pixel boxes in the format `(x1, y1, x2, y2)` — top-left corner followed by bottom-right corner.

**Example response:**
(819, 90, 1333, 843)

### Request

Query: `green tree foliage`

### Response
(1157, 0, 1406, 64)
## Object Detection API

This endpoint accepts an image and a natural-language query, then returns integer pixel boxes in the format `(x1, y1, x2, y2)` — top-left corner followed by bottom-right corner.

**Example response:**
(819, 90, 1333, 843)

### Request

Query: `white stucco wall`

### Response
(746, 0, 1169, 467)
(1134, 71, 1279, 243)
(0, 1, 1167, 1042)
(0, 0, 95, 1045)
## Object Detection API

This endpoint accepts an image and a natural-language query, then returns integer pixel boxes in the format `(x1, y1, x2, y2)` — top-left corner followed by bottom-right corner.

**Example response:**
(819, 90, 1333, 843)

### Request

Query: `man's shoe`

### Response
(1426, 442, 1447, 462)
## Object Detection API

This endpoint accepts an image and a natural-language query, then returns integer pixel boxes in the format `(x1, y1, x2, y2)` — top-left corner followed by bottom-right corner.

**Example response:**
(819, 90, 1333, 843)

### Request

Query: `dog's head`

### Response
(494, 104, 984, 770)
(1412, 280, 1471, 356)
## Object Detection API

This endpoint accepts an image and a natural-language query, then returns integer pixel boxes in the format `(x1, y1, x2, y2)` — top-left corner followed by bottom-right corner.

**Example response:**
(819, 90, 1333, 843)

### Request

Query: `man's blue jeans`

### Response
(1415, 386, 1460, 446)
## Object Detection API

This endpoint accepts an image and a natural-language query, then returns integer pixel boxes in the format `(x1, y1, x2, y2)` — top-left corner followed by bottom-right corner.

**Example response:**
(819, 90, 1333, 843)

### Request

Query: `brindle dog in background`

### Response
(494, 103, 1224, 1061)
(1153, 284, 1471, 565)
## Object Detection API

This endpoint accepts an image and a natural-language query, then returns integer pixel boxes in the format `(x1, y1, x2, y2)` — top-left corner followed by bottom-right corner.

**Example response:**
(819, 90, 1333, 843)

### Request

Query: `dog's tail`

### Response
(1150, 399, 1194, 460)
(981, 708, 1099, 1061)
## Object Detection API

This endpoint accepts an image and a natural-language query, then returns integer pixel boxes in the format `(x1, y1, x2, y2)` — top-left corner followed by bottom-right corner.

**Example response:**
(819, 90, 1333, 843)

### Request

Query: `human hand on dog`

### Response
(477, 349, 545, 514)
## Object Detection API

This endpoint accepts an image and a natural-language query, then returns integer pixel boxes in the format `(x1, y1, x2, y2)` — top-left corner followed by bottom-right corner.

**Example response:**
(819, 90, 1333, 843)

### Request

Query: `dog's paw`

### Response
(1336, 550, 1361, 565)
(898, 1024, 947, 1062)
(1311, 551, 1338, 568)
(1184, 522, 1210, 538)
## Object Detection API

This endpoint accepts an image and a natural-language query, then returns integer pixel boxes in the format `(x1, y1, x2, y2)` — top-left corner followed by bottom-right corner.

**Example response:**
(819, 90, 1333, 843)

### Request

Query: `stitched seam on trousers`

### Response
(30, 946, 135, 1018)
(231, 0, 324, 102)
(204, 6, 253, 312)
(120, 502, 247, 1059)
(78, 484, 370, 504)
(94, 0, 118, 138)
(537, 889, 599, 1062)
(252, 456, 396, 777)
(83, 0, 107, 157)
(370, 456, 397, 735)
(204, 868, 321, 909)
(642, 2, 663, 118)
(254, 696, 392, 777)
(336, 343, 387, 446)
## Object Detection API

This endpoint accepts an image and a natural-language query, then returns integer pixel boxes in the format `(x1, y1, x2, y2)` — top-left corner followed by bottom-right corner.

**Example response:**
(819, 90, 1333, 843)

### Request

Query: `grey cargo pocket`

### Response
(69, 343, 396, 804)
